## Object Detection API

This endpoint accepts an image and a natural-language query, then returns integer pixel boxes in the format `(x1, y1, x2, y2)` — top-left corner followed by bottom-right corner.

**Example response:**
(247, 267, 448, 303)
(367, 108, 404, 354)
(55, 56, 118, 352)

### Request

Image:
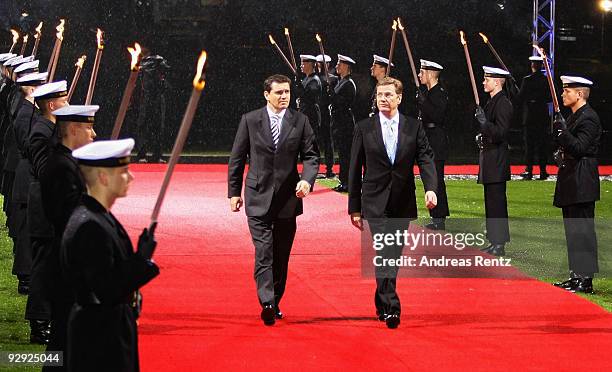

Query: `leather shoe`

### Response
(333, 184, 348, 192)
(274, 306, 283, 319)
(520, 172, 533, 180)
(385, 314, 400, 329)
(376, 309, 387, 322)
(480, 244, 494, 252)
(486, 244, 505, 256)
(261, 304, 275, 326)
(553, 278, 575, 289)
(554, 278, 593, 294)
(539, 173, 549, 180)
(29, 320, 50, 344)
(425, 222, 445, 230)
(325, 171, 335, 178)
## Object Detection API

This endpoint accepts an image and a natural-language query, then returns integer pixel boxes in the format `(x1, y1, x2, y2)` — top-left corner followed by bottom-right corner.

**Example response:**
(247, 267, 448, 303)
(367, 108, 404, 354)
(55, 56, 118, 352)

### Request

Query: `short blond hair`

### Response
(376, 77, 403, 94)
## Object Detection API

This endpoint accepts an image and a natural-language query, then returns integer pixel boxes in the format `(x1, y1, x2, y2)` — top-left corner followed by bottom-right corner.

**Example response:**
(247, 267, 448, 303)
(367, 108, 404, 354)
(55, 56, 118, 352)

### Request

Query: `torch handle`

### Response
(67, 67, 82, 103)
(272, 43, 296, 75)
(399, 28, 419, 87)
(386, 29, 397, 77)
(111, 71, 138, 139)
(31, 37, 40, 57)
(150, 87, 203, 224)
(86, 49, 102, 105)
(20, 40, 27, 56)
(317, 42, 330, 86)
(542, 57, 560, 112)
(463, 45, 480, 106)
(286, 33, 298, 71)
(46, 39, 59, 80)
(48, 40, 63, 83)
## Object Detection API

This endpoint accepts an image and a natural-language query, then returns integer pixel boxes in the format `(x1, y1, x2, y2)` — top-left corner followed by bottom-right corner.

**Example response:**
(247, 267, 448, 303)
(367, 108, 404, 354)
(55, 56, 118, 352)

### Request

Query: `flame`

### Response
(23, 35, 28, 43)
(460, 30, 466, 45)
(268, 34, 276, 45)
(315, 33, 322, 43)
(127, 42, 141, 71)
(192, 50, 207, 90)
(56, 19, 65, 41)
(478, 32, 488, 43)
(397, 18, 404, 30)
(284, 27, 289, 35)
(10, 29, 19, 44)
(392, 19, 397, 31)
(35, 22, 43, 37)
(75, 55, 86, 68)
(96, 28, 104, 49)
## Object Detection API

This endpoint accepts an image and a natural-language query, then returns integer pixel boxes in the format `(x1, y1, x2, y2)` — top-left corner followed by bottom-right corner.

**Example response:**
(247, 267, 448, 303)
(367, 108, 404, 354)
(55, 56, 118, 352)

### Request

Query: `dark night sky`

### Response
(2, 0, 610, 161)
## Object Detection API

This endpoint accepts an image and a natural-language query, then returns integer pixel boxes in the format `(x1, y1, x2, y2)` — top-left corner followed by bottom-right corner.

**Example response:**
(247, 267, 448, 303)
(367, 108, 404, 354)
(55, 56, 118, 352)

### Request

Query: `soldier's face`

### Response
(107, 166, 134, 198)
(264, 82, 291, 112)
(72, 123, 96, 148)
(371, 63, 386, 79)
(49, 96, 68, 112)
(418, 69, 428, 85)
(301, 61, 314, 75)
(561, 88, 580, 107)
(336, 62, 348, 76)
(483, 77, 497, 93)
(376, 84, 402, 114)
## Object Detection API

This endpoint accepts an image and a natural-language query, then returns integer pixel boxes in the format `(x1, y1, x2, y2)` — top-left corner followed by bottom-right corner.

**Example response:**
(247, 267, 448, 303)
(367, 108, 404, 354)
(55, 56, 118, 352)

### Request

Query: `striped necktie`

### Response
(270, 114, 280, 148)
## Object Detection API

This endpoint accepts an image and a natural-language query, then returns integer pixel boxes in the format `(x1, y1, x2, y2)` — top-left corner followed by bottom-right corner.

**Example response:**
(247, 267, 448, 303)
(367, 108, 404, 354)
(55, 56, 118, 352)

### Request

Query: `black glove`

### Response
(552, 111, 567, 132)
(474, 106, 487, 126)
(416, 90, 426, 105)
(137, 223, 157, 260)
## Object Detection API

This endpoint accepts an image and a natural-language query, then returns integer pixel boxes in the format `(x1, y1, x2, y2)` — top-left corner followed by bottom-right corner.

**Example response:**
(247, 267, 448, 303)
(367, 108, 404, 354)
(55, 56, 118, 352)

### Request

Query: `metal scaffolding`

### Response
(532, 0, 556, 76)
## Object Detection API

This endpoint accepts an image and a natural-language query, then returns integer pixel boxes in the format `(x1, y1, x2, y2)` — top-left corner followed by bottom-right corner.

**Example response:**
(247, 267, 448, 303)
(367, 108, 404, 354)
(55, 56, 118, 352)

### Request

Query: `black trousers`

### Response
(562, 202, 598, 276)
(429, 160, 449, 219)
(319, 108, 335, 174)
(247, 215, 297, 307)
(42, 300, 72, 372)
(523, 128, 549, 173)
(367, 218, 410, 316)
(25, 238, 52, 320)
(332, 118, 354, 186)
(11, 203, 31, 277)
(483, 182, 510, 244)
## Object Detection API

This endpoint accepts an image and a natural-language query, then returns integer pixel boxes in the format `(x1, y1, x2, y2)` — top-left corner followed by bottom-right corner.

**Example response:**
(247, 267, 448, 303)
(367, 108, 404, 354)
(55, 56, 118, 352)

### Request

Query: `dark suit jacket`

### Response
(228, 106, 319, 218)
(348, 113, 437, 219)
(554, 104, 601, 207)
(478, 91, 512, 184)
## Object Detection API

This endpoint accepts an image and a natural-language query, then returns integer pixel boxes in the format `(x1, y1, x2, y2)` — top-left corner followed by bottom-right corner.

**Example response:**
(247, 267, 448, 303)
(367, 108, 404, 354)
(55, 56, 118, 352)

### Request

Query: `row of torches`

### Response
(5, 21, 208, 228)
(268, 19, 559, 114)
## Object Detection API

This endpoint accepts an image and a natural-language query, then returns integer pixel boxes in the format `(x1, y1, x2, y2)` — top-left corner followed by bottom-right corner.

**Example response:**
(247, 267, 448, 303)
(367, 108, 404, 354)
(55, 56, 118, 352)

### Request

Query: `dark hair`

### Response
(376, 77, 403, 94)
(263, 74, 291, 92)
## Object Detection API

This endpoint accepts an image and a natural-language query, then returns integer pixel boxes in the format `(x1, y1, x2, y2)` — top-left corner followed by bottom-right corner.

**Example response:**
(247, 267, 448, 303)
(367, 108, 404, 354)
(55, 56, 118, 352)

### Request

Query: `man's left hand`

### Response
(425, 191, 437, 210)
(295, 180, 311, 198)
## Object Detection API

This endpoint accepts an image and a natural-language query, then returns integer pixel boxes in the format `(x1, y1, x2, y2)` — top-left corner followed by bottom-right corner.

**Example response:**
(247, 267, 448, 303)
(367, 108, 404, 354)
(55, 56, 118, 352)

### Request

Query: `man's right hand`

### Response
(350, 212, 363, 231)
(230, 196, 243, 212)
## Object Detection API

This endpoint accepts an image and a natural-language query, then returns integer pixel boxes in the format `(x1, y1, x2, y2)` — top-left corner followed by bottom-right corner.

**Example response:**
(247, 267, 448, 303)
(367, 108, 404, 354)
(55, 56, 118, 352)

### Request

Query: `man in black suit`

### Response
(552, 76, 601, 294)
(228, 74, 319, 326)
(348, 77, 437, 329)
(62, 138, 159, 372)
(474, 67, 513, 257)
(517, 56, 551, 180)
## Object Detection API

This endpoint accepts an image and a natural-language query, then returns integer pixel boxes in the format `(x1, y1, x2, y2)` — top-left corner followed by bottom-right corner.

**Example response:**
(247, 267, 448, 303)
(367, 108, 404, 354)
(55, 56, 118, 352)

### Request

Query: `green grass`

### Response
(319, 178, 612, 311)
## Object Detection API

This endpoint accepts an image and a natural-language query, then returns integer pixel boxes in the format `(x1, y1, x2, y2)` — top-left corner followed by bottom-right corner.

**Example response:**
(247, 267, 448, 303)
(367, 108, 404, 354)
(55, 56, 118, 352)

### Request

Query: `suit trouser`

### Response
(562, 202, 598, 276)
(429, 160, 449, 219)
(483, 182, 510, 244)
(25, 238, 53, 320)
(368, 218, 410, 316)
(248, 215, 297, 307)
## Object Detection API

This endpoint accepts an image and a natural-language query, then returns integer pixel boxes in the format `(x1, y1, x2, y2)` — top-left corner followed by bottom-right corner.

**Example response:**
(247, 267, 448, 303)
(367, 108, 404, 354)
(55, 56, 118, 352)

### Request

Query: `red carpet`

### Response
(112, 164, 612, 371)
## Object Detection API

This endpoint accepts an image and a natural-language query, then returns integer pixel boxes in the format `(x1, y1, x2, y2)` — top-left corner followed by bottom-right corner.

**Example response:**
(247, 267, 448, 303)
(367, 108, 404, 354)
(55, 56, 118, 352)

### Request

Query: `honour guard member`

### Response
(474, 66, 512, 257)
(316, 54, 336, 178)
(517, 56, 551, 180)
(331, 54, 357, 192)
(296, 54, 322, 162)
(62, 137, 159, 371)
(369, 55, 393, 116)
(418, 60, 450, 230)
(552, 76, 601, 294)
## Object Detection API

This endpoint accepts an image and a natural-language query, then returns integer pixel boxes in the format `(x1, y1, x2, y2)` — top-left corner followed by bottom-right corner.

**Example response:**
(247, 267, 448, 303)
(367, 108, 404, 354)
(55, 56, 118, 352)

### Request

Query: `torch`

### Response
(284, 27, 298, 72)
(85, 28, 104, 105)
(268, 34, 296, 75)
(9, 30, 19, 53)
(111, 43, 142, 140)
(46, 19, 65, 83)
(67, 55, 87, 103)
(397, 18, 419, 87)
(533, 45, 560, 113)
(478, 32, 519, 92)
(150, 51, 207, 229)
(386, 20, 397, 77)
(315, 33, 330, 86)
(460, 31, 479, 106)
(31, 22, 43, 57)
(19, 35, 28, 56)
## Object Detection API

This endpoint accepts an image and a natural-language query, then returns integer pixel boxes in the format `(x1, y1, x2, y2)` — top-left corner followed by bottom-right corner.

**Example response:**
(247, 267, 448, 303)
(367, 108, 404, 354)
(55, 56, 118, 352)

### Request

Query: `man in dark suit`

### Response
(417, 59, 450, 230)
(474, 67, 513, 257)
(517, 56, 551, 180)
(62, 138, 159, 372)
(552, 76, 601, 294)
(348, 77, 437, 329)
(228, 74, 319, 326)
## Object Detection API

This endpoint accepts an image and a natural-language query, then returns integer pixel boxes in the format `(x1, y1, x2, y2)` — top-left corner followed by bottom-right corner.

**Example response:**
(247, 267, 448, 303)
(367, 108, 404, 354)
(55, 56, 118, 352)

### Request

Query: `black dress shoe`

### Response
(274, 306, 283, 319)
(425, 222, 445, 230)
(539, 173, 549, 180)
(29, 320, 50, 344)
(333, 184, 348, 192)
(520, 172, 533, 180)
(385, 314, 400, 329)
(553, 278, 576, 289)
(325, 171, 335, 178)
(261, 305, 275, 326)
(480, 244, 494, 252)
(487, 244, 505, 256)
(376, 309, 387, 321)
(562, 278, 594, 294)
